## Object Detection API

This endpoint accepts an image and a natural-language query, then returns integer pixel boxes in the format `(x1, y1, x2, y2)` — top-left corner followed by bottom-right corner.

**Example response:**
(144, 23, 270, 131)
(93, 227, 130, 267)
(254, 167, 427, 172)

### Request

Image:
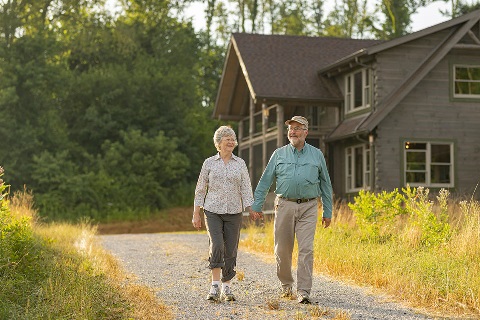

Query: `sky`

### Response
(184, 1, 454, 33)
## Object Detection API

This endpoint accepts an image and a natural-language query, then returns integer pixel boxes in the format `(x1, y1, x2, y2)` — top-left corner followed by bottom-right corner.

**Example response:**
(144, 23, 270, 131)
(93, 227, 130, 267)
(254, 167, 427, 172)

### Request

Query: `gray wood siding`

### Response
(374, 29, 453, 107)
(330, 140, 345, 197)
(375, 49, 480, 198)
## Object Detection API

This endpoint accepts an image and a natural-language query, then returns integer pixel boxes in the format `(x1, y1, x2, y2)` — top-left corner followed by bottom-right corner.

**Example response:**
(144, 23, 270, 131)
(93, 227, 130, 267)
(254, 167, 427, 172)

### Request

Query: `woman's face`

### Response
(219, 135, 236, 153)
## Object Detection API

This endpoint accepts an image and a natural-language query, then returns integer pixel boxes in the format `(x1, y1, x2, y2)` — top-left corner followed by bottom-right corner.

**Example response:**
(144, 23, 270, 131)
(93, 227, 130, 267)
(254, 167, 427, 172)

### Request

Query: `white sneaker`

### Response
(206, 284, 220, 301)
(221, 286, 236, 301)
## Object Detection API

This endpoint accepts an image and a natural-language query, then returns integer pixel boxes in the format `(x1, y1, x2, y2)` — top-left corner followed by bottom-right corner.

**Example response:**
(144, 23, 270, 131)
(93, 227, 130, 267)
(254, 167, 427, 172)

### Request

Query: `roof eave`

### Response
(256, 95, 343, 105)
(318, 9, 480, 78)
(325, 129, 370, 142)
(318, 49, 368, 77)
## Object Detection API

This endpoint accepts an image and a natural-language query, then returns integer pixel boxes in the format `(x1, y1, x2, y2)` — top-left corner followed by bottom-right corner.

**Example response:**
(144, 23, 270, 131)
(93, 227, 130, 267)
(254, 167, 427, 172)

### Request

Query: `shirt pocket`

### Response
(275, 161, 295, 190)
(302, 163, 320, 184)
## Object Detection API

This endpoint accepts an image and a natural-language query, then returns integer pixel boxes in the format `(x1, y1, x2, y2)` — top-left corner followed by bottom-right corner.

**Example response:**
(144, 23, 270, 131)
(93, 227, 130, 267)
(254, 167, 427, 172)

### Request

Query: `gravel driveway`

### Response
(98, 232, 433, 320)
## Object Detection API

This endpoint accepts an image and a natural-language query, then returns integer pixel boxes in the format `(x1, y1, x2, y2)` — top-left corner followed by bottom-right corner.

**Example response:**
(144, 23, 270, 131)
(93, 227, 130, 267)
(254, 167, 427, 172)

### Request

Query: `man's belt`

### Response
(281, 197, 317, 204)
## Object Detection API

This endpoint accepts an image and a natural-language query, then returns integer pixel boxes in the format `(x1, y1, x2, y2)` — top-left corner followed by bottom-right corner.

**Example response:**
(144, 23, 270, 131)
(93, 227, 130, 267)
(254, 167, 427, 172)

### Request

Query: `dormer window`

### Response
(345, 68, 371, 114)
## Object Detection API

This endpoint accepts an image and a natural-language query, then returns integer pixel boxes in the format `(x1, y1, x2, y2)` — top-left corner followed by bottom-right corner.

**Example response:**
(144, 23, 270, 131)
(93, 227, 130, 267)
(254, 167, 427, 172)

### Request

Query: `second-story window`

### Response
(345, 68, 371, 114)
(453, 64, 480, 99)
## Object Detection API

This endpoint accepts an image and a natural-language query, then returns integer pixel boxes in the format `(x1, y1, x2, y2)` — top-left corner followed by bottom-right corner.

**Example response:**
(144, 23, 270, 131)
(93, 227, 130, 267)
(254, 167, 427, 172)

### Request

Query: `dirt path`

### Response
(98, 232, 434, 320)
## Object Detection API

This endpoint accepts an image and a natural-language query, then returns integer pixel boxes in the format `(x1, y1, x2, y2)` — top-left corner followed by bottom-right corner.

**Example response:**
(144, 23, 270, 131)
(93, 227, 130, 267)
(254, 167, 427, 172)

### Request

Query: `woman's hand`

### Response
(192, 207, 202, 230)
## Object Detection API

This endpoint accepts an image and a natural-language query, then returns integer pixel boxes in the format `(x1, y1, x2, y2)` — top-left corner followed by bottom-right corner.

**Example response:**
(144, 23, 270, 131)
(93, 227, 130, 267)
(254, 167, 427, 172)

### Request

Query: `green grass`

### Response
(241, 188, 480, 319)
(0, 182, 172, 319)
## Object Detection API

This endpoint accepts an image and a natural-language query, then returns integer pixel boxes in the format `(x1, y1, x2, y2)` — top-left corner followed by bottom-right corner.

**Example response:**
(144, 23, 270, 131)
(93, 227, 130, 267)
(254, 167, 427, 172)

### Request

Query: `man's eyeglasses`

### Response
(288, 126, 307, 132)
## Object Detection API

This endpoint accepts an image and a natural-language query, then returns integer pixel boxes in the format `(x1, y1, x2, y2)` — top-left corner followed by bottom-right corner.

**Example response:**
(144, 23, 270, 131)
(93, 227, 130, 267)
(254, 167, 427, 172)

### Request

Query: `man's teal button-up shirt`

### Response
(252, 143, 333, 218)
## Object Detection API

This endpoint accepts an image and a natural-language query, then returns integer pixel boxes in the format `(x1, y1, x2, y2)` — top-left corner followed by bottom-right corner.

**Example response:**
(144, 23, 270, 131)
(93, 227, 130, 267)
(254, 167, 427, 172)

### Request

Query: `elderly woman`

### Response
(193, 126, 260, 302)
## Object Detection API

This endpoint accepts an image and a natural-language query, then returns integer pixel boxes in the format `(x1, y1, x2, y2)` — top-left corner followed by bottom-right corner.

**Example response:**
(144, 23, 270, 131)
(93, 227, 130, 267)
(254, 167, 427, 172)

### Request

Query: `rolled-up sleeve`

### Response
(252, 152, 277, 212)
(240, 161, 254, 210)
(194, 160, 209, 207)
(318, 154, 333, 218)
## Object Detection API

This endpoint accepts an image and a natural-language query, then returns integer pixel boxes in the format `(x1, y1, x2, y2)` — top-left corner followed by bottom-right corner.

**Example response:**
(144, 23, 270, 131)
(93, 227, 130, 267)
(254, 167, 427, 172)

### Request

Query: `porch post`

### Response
(262, 103, 267, 168)
(249, 97, 255, 180)
(276, 104, 284, 148)
(238, 119, 243, 142)
(369, 133, 375, 192)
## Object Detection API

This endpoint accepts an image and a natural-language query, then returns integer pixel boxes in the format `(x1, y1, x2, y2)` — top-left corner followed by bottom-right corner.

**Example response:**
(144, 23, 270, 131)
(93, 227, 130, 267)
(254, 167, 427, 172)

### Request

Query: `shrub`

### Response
(348, 189, 406, 241)
(402, 186, 451, 247)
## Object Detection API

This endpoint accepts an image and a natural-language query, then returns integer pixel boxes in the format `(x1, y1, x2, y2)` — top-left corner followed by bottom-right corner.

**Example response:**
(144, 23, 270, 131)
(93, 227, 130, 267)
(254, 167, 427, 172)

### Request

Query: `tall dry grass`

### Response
(2, 187, 173, 319)
(241, 189, 480, 319)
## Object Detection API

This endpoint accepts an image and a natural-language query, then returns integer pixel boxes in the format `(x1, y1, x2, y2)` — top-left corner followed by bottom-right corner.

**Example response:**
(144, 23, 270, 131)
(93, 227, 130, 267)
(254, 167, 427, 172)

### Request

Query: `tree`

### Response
(1, 0, 218, 221)
(323, 0, 370, 38)
(371, 0, 430, 39)
(441, 0, 480, 17)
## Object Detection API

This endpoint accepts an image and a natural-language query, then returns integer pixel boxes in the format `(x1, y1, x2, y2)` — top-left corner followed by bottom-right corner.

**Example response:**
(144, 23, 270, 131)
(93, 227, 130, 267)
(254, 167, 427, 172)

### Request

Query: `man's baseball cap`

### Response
(285, 116, 308, 129)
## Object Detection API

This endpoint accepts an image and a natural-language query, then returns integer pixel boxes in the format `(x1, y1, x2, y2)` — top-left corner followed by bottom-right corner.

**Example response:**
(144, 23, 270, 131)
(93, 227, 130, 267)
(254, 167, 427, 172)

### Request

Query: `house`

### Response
(213, 10, 480, 208)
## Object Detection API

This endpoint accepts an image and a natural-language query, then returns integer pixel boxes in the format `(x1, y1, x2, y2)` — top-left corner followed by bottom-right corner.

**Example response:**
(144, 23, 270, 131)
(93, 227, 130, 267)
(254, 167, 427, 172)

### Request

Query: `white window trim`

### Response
(345, 144, 371, 193)
(345, 68, 371, 114)
(404, 141, 454, 188)
(453, 64, 480, 99)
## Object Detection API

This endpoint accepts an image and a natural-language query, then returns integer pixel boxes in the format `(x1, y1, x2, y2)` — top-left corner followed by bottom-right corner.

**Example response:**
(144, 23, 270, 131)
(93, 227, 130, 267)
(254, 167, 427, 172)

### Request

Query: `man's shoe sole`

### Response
(221, 294, 236, 301)
(298, 296, 311, 304)
(280, 287, 293, 298)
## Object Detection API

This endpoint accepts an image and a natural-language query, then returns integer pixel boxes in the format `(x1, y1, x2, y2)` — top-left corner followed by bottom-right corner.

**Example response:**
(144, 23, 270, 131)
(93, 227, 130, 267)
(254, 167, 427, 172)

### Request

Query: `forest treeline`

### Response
(1, 0, 478, 222)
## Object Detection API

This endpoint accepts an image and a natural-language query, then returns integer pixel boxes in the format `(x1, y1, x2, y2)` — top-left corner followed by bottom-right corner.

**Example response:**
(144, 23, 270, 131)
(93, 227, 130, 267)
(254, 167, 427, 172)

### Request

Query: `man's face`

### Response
(287, 121, 308, 148)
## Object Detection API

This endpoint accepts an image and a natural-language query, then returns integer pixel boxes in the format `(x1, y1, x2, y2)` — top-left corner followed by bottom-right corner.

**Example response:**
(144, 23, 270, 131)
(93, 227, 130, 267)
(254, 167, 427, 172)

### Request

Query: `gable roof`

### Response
(324, 9, 480, 140)
(320, 9, 480, 77)
(214, 34, 382, 119)
(359, 9, 480, 133)
(214, 9, 480, 124)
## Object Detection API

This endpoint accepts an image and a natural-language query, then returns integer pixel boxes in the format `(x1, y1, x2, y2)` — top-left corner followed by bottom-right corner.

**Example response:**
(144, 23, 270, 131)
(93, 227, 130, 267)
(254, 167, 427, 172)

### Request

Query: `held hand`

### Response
(192, 211, 202, 230)
(256, 211, 264, 220)
(248, 208, 263, 221)
(322, 217, 331, 228)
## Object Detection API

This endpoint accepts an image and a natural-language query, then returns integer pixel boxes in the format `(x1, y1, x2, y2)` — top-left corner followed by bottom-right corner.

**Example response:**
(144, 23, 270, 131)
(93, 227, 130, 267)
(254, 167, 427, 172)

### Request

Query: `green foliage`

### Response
(0, 189, 132, 318)
(349, 189, 406, 240)
(403, 186, 451, 247)
(0, 169, 46, 315)
(31, 131, 191, 221)
(0, 1, 218, 221)
(349, 187, 452, 247)
(0, 167, 36, 275)
(99, 130, 190, 211)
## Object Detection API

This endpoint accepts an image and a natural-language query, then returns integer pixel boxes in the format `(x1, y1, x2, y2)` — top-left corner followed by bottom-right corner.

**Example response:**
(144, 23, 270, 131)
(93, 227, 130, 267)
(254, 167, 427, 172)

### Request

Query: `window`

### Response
(345, 69, 371, 113)
(453, 65, 480, 98)
(253, 144, 263, 187)
(404, 141, 454, 187)
(346, 144, 371, 192)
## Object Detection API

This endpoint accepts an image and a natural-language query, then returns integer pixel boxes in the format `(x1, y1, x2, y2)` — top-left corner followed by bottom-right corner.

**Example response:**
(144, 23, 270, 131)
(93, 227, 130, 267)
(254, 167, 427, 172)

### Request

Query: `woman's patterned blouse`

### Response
(194, 153, 254, 214)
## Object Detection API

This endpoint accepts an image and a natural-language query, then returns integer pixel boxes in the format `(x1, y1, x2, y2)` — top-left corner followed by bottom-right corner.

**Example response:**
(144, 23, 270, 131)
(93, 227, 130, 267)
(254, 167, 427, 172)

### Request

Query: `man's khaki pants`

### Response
(274, 196, 318, 295)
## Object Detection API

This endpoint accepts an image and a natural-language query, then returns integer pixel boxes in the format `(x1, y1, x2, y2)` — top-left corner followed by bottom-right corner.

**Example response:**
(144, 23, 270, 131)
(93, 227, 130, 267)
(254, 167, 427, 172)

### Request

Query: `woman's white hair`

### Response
(213, 126, 238, 151)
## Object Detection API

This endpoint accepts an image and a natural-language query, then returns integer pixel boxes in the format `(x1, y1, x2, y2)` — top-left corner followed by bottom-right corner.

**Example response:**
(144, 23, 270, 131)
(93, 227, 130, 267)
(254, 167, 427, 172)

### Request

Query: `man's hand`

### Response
(322, 217, 331, 228)
(248, 208, 263, 221)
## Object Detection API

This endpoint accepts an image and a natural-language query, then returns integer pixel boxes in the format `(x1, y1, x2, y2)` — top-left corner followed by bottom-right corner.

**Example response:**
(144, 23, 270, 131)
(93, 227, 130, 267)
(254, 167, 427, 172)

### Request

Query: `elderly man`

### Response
(251, 115, 333, 304)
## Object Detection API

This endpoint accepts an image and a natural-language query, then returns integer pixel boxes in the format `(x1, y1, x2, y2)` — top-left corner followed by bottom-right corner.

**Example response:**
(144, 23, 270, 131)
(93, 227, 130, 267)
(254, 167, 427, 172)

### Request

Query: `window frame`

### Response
(345, 68, 371, 114)
(403, 141, 454, 188)
(345, 143, 371, 193)
(452, 64, 480, 99)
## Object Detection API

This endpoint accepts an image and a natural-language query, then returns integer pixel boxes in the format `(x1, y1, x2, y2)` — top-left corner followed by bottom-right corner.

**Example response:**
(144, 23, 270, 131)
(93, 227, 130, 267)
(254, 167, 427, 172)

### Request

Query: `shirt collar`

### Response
(214, 152, 239, 161)
(288, 142, 307, 154)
